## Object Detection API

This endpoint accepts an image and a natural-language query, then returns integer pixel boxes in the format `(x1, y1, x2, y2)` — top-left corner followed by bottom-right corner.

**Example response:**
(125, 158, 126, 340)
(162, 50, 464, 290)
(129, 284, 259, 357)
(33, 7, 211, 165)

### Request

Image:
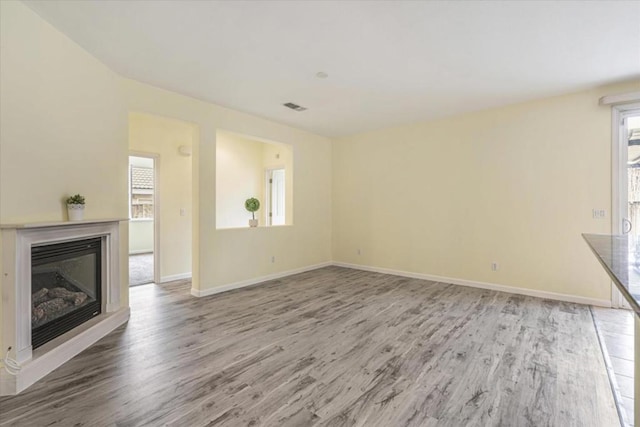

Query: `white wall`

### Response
(333, 80, 640, 303)
(129, 221, 153, 254)
(129, 156, 153, 168)
(0, 1, 129, 351)
(129, 112, 193, 281)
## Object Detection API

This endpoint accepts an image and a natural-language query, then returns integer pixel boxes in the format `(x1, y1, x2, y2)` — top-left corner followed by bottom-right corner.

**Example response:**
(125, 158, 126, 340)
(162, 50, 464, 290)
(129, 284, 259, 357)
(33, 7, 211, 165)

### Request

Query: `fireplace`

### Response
(31, 237, 102, 349)
(1, 219, 128, 396)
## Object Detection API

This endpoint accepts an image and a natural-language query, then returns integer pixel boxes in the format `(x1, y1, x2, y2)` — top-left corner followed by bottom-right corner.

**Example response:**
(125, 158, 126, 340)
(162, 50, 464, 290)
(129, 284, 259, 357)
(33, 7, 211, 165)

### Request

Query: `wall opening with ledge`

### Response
(216, 130, 293, 229)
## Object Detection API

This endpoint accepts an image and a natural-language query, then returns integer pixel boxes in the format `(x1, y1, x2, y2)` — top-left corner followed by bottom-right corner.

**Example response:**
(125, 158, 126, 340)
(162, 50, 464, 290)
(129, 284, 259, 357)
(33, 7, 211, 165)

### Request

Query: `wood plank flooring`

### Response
(0, 266, 619, 426)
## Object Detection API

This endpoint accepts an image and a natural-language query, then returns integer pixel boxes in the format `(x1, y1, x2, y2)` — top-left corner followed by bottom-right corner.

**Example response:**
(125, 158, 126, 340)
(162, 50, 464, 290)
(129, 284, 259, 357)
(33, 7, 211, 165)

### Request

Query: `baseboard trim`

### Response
(0, 307, 130, 396)
(129, 250, 153, 255)
(191, 262, 333, 297)
(332, 262, 612, 308)
(160, 272, 192, 283)
(189, 259, 611, 307)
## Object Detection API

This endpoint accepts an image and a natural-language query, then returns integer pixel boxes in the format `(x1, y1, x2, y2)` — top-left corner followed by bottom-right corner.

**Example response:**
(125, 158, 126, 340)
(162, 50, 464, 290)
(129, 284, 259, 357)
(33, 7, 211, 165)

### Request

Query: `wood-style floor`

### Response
(0, 266, 619, 426)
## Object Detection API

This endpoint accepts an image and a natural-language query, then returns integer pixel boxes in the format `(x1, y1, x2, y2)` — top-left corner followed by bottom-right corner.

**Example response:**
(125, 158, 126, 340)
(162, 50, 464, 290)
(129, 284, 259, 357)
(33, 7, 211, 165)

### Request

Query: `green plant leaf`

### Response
(245, 197, 260, 212)
(66, 194, 85, 205)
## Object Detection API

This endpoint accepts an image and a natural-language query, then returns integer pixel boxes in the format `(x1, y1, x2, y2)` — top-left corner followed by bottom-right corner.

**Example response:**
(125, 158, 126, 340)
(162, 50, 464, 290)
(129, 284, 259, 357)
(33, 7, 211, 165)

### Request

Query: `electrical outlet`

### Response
(491, 262, 499, 271)
(357, 248, 361, 256)
(180, 208, 186, 216)
(271, 256, 275, 263)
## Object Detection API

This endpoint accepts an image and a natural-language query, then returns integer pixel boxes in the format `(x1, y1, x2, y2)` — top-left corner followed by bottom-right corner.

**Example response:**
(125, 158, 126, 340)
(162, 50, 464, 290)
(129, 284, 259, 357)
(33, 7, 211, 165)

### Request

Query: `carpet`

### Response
(129, 253, 154, 286)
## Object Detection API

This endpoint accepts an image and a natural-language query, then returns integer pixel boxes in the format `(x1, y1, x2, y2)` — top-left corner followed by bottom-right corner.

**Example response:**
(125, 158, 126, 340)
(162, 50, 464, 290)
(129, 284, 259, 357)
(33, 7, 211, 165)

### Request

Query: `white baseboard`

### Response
(191, 262, 333, 297)
(0, 307, 130, 396)
(333, 262, 612, 308)
(160, 272, 192, 283)
(129, 250, 153, 255)
(189, 259, 611, 308)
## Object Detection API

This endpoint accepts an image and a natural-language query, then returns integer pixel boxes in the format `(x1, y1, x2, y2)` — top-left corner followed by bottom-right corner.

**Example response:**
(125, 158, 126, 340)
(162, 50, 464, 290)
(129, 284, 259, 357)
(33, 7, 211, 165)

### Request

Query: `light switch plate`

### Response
(592, 209, 606, 219)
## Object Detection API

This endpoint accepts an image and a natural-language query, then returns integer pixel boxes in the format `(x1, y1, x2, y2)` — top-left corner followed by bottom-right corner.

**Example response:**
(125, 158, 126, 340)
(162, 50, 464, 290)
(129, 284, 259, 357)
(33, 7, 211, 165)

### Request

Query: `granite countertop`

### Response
(583, 233, 640, 317)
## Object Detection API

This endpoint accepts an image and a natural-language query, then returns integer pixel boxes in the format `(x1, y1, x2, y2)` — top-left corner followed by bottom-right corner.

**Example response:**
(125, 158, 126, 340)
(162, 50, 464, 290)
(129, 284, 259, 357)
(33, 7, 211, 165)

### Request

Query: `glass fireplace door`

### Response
(31, 237, 102, 348)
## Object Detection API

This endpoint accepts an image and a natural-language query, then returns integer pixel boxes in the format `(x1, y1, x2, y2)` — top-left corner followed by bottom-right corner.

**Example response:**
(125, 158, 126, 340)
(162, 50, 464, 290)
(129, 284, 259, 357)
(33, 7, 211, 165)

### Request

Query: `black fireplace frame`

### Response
(31, 237, 102, 349)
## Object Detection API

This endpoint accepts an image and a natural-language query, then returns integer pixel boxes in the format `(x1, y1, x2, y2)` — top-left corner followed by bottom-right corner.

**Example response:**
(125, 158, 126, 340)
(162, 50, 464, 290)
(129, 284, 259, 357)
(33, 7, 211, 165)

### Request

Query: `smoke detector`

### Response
(283, 102, 307, 112)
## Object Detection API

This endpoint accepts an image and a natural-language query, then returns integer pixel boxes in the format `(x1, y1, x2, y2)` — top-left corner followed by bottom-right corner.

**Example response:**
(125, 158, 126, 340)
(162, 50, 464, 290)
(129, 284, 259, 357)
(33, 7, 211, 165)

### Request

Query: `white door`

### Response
(624, 115, 640, 236)
(613, 107, 640, 308)
(269, 169, 285, 226)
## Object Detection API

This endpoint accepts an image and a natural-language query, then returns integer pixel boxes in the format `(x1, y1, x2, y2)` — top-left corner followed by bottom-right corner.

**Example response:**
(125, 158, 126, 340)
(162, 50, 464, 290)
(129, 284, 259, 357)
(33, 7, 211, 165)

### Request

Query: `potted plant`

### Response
(245, 197, 260, 227)
(66, 194, 85, 221)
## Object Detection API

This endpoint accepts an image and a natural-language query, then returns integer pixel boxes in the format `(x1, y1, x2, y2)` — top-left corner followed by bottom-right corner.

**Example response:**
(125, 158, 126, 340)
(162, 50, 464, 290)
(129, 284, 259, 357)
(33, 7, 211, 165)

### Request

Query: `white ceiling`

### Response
(24, 1, 640, 137)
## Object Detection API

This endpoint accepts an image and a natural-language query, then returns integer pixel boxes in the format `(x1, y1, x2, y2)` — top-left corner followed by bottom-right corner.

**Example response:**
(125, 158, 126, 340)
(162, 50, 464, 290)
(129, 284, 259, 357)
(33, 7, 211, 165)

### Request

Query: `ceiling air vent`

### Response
(283, 102, 307, 112)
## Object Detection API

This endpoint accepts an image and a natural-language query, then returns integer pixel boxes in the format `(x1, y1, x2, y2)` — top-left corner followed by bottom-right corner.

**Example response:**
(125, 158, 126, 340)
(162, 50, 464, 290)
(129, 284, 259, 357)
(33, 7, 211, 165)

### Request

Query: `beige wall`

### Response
(0, 1, 129, 350)
(129, 112, 194, 280)
(216, 131, 294, 228)
(123, 79, 333, 291)
(216, 132, 265, 229)
(0, 1, 127, 224)
(3, 0, 639, 346)
(0, 2, 330, 340)
(333, 80, 640, 303)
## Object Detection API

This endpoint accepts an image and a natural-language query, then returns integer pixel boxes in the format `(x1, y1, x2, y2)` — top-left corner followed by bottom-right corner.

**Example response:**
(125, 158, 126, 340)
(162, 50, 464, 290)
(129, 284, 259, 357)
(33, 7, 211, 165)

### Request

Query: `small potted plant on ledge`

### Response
(245, 197, 260, 227)
(66, 194, 85, 221)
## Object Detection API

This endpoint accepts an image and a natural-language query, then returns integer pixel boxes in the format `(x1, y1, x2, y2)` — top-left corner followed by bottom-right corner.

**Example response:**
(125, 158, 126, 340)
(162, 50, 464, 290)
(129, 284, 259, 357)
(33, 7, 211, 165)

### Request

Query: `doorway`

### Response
(128, 154, 159, 286)
(613, 105, 640, 307)
(607, 101, 640, 427)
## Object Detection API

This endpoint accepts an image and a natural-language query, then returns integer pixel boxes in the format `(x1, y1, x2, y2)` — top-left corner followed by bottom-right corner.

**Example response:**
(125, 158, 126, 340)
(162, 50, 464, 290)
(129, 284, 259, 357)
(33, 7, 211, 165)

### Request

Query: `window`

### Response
(130, 165, 154, 219)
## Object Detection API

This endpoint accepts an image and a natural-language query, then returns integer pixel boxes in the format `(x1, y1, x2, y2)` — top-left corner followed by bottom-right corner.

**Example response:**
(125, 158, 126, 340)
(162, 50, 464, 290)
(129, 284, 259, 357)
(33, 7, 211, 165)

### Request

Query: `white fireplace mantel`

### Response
(0, 219, 130, 395)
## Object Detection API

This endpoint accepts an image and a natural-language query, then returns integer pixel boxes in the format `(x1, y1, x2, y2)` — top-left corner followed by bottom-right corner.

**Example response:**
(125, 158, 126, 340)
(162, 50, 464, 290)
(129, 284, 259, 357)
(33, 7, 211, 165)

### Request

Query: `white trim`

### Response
(190, 260, 609, 307)
(332, 262, 612, 308)
(265, 166, 286, 226)
(129, 249, 153, 255)
(129, 151, 161, 285)
(610, 103, 640, 308)
(191, 262, 333, 297)
(611, 106, 625, 308)
(0, 218, 127, 229)
(160, 272, 192, 283)
(612, 106, 625, 236)
(1, 221, 121, 365)
(0, 308, 130, 396)
(600, 91, 640, 106)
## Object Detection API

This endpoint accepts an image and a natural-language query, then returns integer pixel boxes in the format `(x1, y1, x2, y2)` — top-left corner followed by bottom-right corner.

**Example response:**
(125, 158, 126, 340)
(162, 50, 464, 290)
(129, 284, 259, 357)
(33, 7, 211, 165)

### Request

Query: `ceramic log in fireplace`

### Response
(31, 238, 102, 349)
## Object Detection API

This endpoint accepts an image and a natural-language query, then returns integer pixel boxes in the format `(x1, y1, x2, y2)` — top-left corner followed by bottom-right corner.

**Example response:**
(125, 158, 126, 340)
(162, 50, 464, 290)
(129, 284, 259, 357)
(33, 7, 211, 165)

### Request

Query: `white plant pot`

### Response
(67, 204, 85, 221)
(249, 219, 258, 228)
